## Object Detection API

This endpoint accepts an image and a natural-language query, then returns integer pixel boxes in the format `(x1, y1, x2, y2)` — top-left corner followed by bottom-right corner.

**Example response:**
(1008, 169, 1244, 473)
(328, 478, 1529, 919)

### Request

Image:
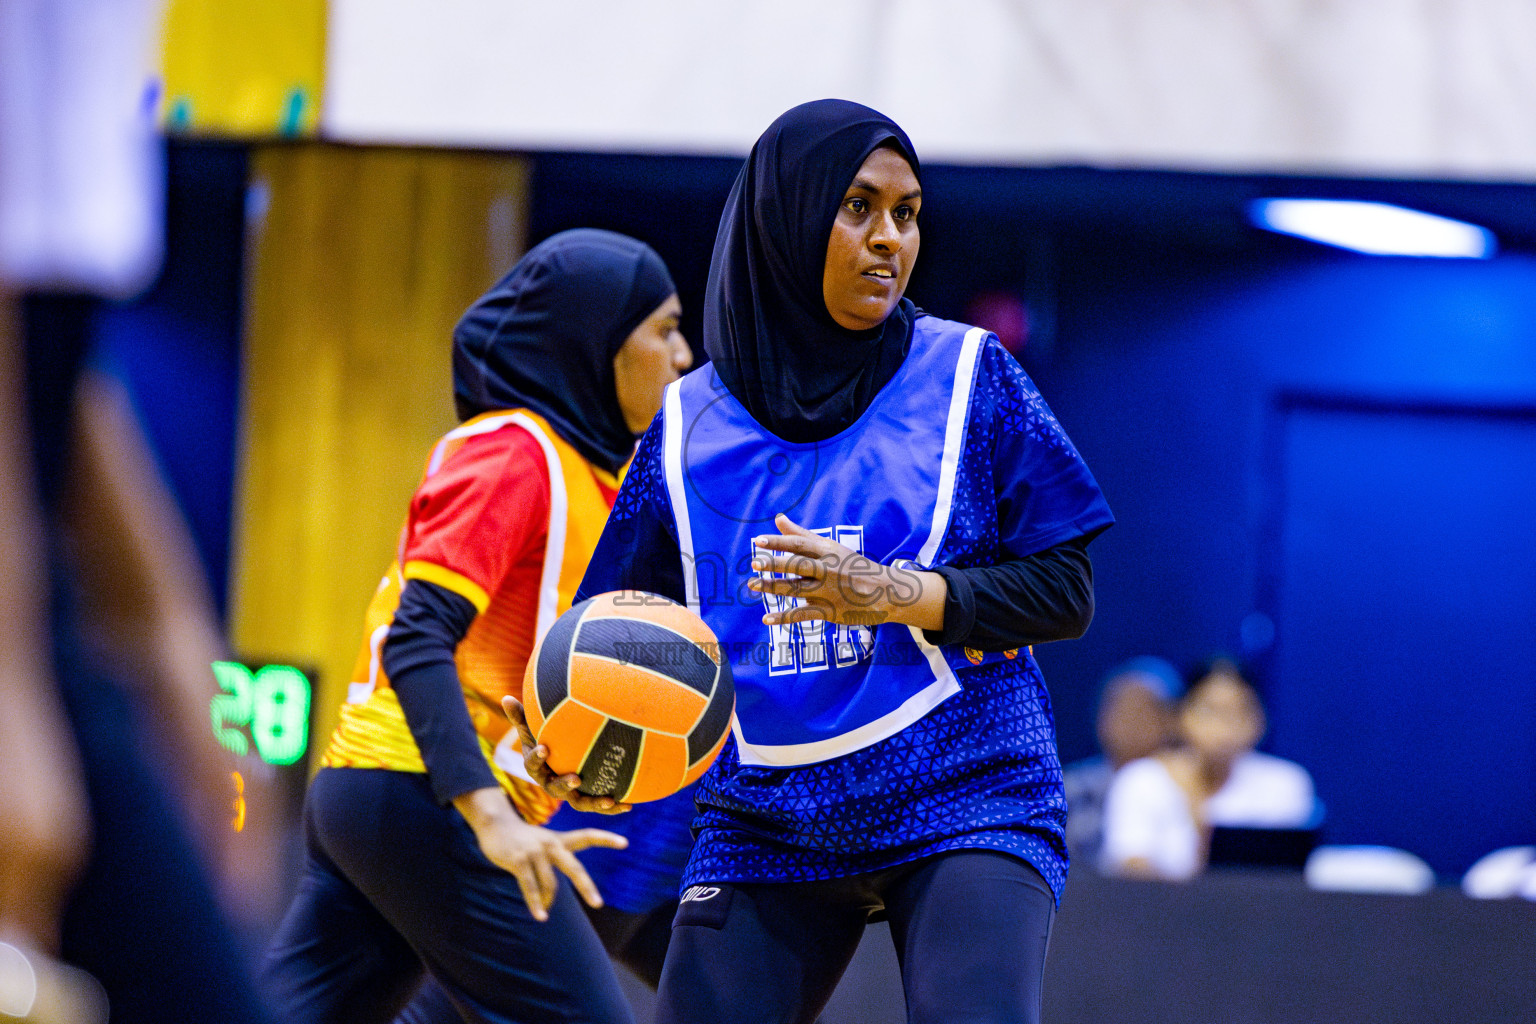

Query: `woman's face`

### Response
(1180, 671, 1265, 765)
(613, 293, 691, 432)
(1098, 676, 1175, 768)
(822, 146, 921, 331)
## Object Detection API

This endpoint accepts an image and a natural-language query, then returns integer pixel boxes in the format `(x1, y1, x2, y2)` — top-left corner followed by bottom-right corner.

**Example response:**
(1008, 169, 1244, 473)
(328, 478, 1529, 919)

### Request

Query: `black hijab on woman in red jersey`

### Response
(703, 99, 922, 444)
(450, 228, 675, 474)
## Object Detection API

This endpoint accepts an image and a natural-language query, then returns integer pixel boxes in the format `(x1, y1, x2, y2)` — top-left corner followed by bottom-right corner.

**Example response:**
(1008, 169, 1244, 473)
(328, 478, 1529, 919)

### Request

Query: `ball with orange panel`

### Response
(523, 591, 734, 802)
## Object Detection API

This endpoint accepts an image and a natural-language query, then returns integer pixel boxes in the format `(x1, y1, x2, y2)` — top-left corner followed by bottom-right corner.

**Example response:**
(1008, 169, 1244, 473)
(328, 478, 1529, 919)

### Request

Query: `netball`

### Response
(523, 592, 735, 803)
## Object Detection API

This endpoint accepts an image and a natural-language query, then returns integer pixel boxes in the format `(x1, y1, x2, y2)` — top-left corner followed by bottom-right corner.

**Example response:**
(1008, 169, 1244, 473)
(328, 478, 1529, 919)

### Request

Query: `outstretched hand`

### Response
(452, 787, 626, 921)
(747, 514, 947, 632)
(501, 696, 631, 814)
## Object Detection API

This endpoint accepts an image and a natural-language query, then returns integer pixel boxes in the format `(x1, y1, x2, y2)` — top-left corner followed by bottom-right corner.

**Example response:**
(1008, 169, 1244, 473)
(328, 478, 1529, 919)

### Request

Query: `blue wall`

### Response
(1026, 240, 1536, 875)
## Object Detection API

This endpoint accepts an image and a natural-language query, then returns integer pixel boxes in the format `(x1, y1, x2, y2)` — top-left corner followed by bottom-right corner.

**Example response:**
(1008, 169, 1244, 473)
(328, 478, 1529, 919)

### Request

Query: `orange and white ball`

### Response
(523, 591, 734, 802)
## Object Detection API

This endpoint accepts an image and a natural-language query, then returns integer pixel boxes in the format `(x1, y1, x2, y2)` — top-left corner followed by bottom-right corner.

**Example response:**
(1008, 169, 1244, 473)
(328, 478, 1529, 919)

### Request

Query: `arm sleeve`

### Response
(383, 579, 496, 804)
(577, 418, 688, 604)
(924, 338, 1113, 650)
(388, 427, 551, 805)
(923, 535, 1098, 651)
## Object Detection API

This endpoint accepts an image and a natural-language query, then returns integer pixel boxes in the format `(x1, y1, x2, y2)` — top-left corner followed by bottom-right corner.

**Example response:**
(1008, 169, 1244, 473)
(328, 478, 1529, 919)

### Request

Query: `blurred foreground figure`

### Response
(1100, 659, 1316, 881)
(1061, 656, 1182, 867)
(0, 302, 103, 1024)
(0, 0, 272, 1020)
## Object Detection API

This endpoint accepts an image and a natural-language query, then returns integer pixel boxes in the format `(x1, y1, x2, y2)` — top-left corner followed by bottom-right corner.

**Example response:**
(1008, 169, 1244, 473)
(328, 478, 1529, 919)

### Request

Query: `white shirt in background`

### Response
(1100, 751, 1316, 880)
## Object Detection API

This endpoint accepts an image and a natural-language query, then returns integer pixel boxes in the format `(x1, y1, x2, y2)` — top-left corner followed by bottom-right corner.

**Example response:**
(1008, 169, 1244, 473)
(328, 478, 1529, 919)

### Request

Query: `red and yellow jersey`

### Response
(320, 409, 620, 824)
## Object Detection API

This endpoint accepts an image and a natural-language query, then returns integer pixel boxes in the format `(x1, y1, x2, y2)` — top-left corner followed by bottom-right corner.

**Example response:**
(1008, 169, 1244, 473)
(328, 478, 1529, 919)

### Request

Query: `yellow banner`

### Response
(230, 145, 530, 760)
(159, 0, 326, 137)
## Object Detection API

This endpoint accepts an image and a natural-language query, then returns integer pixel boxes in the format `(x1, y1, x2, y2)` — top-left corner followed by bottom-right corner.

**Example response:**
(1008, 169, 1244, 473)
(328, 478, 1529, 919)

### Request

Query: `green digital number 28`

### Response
(210, 661, 311, 767)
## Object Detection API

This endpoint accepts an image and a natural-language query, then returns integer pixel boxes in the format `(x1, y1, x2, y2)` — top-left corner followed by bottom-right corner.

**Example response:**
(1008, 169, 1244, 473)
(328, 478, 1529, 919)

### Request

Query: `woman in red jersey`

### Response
(262, 229, 692, 1024)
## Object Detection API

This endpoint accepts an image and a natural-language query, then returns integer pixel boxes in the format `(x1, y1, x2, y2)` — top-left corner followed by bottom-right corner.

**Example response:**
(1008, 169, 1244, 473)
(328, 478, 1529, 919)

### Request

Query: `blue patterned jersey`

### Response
(579, 317, 1112, 903)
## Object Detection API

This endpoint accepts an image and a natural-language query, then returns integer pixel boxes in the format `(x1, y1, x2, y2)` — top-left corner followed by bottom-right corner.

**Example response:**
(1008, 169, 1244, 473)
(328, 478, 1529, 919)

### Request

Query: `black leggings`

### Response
(261, 768, 633, 1024)
(655, 850, 1056, 1024)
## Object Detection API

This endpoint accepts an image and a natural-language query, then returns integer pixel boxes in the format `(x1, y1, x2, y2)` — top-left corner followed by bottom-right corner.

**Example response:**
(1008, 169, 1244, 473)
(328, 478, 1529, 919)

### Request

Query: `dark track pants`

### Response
(261, 768, 634, 1024)
(655, 850, 1055, 1024)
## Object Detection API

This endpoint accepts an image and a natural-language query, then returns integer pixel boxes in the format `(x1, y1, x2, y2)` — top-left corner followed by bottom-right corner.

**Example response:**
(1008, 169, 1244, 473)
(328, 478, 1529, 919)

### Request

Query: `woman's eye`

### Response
(845, 197, 867, 214)
(894, 205, 913, 221)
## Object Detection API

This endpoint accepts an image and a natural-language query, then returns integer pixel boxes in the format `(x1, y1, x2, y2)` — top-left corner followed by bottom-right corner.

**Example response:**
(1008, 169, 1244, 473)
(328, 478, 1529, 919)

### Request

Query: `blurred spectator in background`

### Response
(1062, 656, 1183, 867)
(1101, 657, 1316, 881)
(1, 0, 272, 1020)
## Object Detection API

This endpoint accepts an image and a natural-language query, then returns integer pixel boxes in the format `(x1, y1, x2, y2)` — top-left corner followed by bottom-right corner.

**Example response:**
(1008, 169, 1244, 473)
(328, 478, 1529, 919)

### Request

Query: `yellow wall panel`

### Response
(230, 144, 529, 763)
(160, 0, 327, 136)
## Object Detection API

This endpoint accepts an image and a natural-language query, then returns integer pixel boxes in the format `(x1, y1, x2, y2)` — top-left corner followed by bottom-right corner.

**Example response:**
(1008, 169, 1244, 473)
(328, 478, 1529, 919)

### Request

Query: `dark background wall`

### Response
(114, 143, 1536, 879)
(97, 141, 248, 623)
(1033, 238, 1536, 876)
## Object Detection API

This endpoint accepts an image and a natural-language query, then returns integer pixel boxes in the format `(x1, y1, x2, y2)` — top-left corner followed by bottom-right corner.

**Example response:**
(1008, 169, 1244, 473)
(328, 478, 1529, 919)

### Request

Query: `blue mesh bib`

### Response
(661, 318, 1016, 766)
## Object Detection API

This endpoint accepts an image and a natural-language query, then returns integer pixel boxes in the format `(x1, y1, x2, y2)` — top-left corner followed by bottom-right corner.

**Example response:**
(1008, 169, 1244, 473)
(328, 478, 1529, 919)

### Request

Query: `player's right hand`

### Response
(452, 786, 627, 921)
(501, 696, 632, 815)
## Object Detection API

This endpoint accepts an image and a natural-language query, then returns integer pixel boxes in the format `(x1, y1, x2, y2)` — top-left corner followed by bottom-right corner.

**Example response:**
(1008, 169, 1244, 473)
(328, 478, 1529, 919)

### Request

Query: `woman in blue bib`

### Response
(517, 99, 1113, 1024)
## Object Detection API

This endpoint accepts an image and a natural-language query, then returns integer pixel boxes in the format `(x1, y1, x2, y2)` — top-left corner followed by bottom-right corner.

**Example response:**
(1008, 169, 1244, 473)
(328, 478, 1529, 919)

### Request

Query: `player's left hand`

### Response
(452, 786, 626, 921)
(501, 696, 632, 815)
(748, 513, 946, 631)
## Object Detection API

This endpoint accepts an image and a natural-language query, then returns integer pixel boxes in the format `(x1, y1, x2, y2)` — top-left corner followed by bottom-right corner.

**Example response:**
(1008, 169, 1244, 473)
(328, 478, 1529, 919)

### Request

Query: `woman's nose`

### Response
(869, 213, 902, 252)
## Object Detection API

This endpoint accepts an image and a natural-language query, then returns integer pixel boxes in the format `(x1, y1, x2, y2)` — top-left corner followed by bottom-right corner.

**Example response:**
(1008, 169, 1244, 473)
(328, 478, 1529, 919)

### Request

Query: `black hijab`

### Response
(703, 99, 921, 443)
(452, 228, 675, 473)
